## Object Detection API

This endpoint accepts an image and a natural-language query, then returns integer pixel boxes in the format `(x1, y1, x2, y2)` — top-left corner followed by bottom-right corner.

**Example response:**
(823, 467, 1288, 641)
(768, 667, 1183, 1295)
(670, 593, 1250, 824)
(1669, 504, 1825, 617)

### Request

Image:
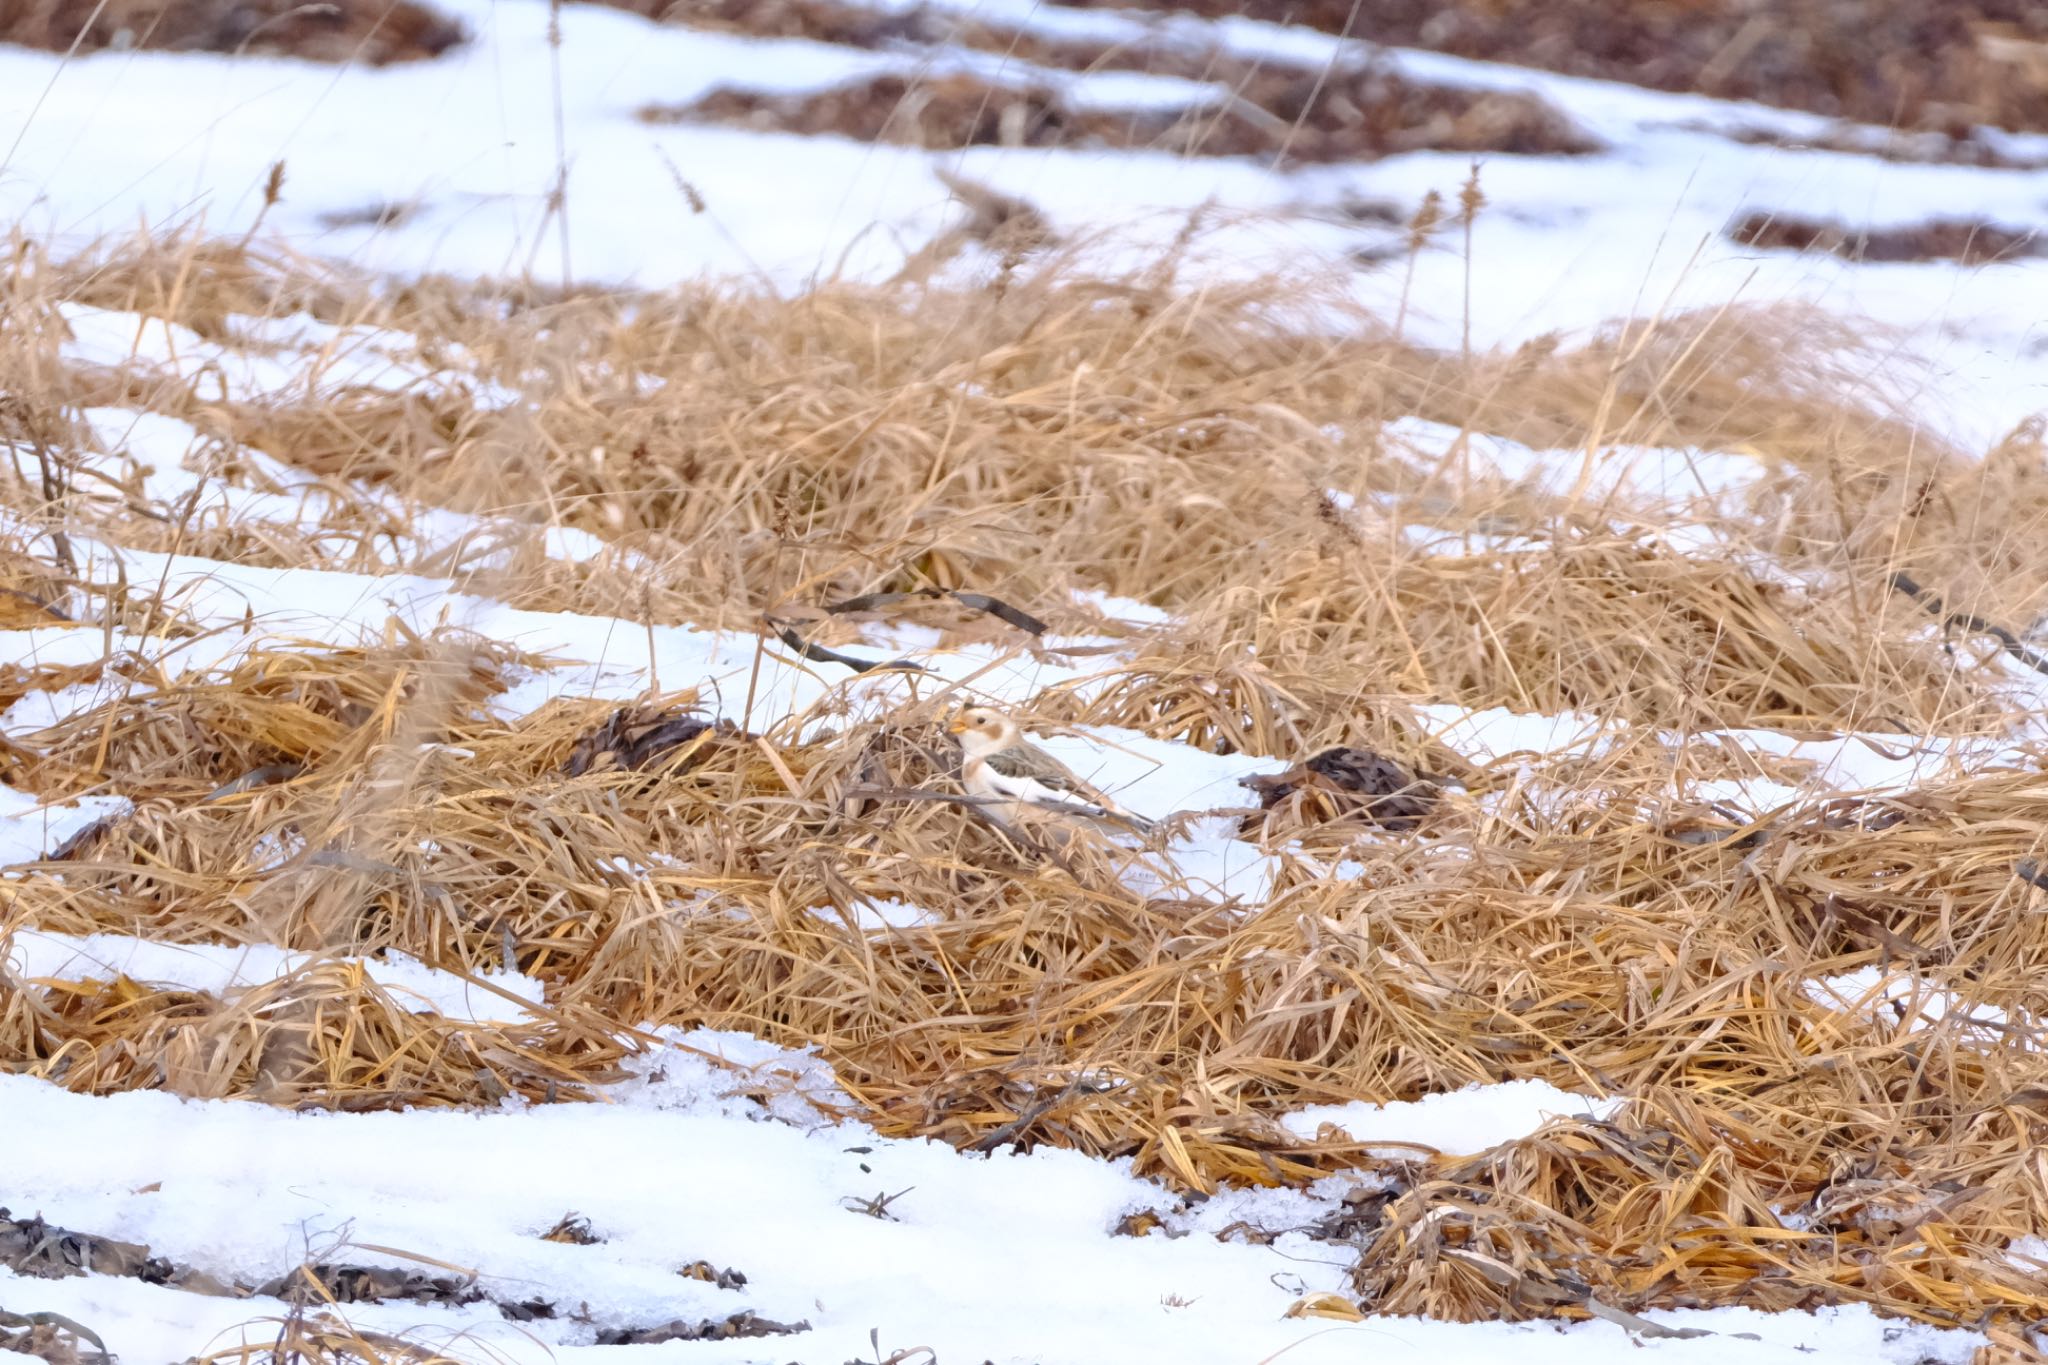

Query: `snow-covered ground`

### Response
(0, 1036, 1987, 1364)
(2, 413, 2018, 1363)
(0, 0, 2043, 447)
(3, 0, 2047, 1359)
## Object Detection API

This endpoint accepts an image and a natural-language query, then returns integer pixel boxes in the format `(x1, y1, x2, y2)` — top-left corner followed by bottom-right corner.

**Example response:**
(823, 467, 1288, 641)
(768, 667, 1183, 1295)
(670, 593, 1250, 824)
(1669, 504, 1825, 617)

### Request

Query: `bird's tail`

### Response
(1093, 805, 1156, 838)
(1025, 794, 1157, 838)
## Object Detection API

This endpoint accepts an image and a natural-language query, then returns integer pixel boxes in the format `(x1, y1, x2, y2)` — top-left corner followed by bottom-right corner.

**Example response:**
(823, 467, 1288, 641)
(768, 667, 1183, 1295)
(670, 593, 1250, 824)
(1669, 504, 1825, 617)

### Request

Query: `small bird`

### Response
(1240, 745, 1439, 832)
(949, 706, 1156, 839)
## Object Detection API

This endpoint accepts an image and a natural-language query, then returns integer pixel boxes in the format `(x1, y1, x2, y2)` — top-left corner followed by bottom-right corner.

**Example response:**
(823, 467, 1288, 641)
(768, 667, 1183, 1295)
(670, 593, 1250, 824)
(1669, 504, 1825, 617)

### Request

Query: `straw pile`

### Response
(4, 227, 2048, 1353)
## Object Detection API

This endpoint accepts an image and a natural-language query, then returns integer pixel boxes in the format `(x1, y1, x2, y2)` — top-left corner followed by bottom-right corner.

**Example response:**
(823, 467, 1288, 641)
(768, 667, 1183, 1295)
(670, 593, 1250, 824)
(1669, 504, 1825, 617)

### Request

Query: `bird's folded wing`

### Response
(983, 767, 1113, 818)
(984, 746, 1113, 806)
(980, 745, 1155, 834)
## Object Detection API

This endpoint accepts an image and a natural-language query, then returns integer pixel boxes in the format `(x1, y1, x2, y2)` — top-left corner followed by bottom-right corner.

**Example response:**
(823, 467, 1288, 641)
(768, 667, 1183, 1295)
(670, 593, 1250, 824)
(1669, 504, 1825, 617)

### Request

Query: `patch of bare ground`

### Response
(4, 0, 465, 63)
(10, 231, 2048, 1341)
(1728, 211, 2043, 265)
(625, 0, 1597, 162)
(1063, 0, 2048, 138)
(645, 67, 1596, 162)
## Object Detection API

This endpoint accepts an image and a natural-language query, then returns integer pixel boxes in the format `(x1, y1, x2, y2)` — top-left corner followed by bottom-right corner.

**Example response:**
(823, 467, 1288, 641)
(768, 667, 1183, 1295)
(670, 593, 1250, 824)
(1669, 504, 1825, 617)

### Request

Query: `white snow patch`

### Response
(62, 305, 513, 407)
(2, 679, 131, 737)
(0, 626, 122, 672)
(1384, 416, 1769, 510)
(1419, 704, 1618, 766)
(0, 1058, 1985, 1364)
(2008, 1235, 2048, 1270)
(1071, 588, 1178, 628)
(1282, 1079, 1626, 1155)
(0, 786, 131, 866)
(1804, 968, 2034, 1047)
(1027, 724, 1287, 901)
(809, 898, 942, 932)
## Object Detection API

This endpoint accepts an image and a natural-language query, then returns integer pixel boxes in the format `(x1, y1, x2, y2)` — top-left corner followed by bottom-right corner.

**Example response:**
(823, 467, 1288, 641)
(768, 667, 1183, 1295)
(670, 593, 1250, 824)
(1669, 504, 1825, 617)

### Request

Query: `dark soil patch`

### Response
(1060, 0, 2048, 138)
(643, 67, 1598, 164)
(1728, 211, 2042, 265)
(6, 0, 466, 64)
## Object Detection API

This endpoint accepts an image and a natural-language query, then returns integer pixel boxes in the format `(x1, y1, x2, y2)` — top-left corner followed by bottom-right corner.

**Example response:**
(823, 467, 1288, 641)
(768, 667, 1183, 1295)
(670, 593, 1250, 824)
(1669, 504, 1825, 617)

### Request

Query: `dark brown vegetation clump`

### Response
(638, 15, 1597, 163)
(1729, 210, 2042, 265)
(3, 0, 466, 64)
(1064, 0, 2048, 137)
(644, 48, 1597, 163)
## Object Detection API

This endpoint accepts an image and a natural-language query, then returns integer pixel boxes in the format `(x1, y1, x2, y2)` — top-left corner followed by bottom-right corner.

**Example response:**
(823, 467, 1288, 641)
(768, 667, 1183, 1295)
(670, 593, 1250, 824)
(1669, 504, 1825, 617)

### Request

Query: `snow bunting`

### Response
(949, 707, 1156, 838)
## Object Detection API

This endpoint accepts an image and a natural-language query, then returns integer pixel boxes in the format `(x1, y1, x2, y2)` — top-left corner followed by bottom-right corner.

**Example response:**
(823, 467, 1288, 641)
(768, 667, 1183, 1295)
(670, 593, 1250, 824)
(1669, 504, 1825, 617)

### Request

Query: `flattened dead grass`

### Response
(6, 232, 2048, 1340)
(634, 0, 1600, 164)
(3, 0, 465, 65)
(650, 67, 1598, 164)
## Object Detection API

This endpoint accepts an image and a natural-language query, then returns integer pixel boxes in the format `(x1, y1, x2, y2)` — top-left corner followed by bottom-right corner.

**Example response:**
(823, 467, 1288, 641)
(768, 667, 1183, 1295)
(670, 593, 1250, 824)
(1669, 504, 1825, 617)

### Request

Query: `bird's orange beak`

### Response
(947, 715, 969, 734)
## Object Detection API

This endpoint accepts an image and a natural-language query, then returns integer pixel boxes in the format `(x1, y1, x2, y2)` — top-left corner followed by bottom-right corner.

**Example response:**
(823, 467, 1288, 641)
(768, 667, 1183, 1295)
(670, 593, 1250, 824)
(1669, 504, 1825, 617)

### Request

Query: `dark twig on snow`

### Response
(1887, 571, 2048, 678)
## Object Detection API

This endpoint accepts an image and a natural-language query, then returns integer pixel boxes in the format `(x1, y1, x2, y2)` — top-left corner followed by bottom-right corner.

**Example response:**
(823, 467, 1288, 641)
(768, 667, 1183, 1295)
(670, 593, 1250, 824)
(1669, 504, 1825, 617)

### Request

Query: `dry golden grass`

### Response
(6, 226, 2048, 1348)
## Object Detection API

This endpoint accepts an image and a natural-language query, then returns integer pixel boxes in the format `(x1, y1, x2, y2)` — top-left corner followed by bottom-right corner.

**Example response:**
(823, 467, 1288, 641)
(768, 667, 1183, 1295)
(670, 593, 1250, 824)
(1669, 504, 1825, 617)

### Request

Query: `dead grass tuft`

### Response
(1729, 211, 2043, 265)
(12, 961, 631, 1106)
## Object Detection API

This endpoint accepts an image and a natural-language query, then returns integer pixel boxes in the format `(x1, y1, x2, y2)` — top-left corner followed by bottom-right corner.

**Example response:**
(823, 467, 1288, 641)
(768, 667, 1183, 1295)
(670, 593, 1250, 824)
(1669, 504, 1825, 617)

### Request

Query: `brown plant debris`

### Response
(1, 1208, 187, 1287)
(0, 1207, 236, 1302)
(0, 1309, 112, 1365)
(1062, 0, 2048, 137)
(539, 1212, 604, 1244)
(642, 67, 1598, 165)
(618, 0, 1597, 158)
(6, 0, 466, 64)
(316, 201, 424, 232)
(677, 1259, 749, 1288)
(631, 0, 2048, 155)
(187, 1310, 475, 1363)
(1728, 211, 2042, 265)
(593, 1310, 810, 1345)
(261, 1262, 481, 1308)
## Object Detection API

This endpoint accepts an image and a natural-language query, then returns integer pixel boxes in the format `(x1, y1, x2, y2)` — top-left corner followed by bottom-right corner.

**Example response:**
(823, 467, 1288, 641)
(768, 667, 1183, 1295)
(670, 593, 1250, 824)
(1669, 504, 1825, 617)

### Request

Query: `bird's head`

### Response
(948, 706, 1017, 757)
